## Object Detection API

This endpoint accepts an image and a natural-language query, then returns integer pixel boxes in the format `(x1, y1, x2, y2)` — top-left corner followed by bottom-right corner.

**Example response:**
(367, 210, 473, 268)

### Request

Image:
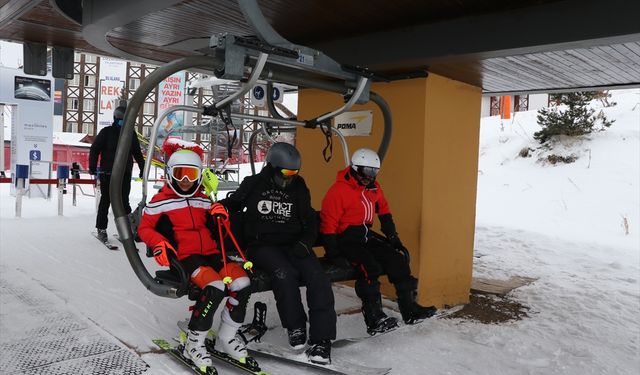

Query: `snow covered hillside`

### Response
(0, 89, 638, 375)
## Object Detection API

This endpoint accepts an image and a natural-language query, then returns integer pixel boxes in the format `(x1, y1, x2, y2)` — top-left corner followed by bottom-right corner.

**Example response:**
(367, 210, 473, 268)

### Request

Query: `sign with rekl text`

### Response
(98, 57, 126, 129)
(333, 110, 373, 136)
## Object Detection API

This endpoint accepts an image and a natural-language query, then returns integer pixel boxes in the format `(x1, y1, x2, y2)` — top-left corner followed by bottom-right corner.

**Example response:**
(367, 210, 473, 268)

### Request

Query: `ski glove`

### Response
(387, 233, 404, 249)
(290, 241, 312, 258)
(152, 240, 177, 267)
(322, 234, 340, 258)
(322, 234, 350, 267)
(210, 202, 229, 221)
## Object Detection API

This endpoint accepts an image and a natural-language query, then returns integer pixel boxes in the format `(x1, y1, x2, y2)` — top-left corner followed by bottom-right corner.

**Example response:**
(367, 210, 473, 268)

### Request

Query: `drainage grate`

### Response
(0, 274, 149, 374)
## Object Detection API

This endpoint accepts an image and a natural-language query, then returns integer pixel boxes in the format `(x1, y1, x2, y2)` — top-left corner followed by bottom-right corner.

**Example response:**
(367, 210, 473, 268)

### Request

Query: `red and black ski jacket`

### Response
(138, 185, 218, 260)
(320, 167, 397, 244)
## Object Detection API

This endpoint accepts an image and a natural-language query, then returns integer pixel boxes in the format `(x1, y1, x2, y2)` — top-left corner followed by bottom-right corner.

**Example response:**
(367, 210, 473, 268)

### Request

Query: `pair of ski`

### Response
(154, 320, 268, 375)
(91, 231, 118, 250)
(155, 319, 389, 375)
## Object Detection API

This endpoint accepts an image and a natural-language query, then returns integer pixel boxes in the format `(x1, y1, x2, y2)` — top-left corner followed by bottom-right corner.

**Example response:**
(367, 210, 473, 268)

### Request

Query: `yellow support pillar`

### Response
(296, 73, 481, 307)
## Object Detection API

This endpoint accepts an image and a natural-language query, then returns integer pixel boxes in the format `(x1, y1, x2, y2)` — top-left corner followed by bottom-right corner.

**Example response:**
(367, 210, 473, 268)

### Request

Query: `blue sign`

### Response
(271, 87, 281, 102)
(253, 86, 265, 100)
(29, 150, 41, 161)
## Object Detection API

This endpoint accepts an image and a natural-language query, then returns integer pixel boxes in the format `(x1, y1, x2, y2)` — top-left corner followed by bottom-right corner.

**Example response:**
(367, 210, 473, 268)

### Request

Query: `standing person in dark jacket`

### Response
(89, 105, 145, 242)
(217, 142, 336, 364)
(320, 148, 436, 335)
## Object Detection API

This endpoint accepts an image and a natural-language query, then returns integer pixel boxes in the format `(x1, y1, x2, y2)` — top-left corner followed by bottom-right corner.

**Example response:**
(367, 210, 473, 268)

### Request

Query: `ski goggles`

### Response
(170, 165, 201, 182)
(355, 165, 379, 178)
(280, 168, 299, 177)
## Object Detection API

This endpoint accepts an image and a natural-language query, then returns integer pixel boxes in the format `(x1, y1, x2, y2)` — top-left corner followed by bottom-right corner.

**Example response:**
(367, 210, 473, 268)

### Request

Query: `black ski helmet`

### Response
(266, 142, 301, 188)
(266, 142, 301, 170)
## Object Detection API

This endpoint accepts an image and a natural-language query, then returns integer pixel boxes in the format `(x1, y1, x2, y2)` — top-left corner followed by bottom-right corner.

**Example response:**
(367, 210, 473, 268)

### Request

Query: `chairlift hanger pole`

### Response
(111, 0, 393, 298)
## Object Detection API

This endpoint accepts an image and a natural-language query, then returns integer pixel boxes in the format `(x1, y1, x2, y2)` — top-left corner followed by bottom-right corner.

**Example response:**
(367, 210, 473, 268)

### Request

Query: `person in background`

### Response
(216, 142, 336, 365)
(89, 104, 145, 242)
(320, 148, 437, 335)
(138, 140, 253, 371)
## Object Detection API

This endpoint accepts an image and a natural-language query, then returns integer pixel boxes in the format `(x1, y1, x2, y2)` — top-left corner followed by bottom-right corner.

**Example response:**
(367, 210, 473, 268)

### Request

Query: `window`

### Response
(67, 98, 79, 110)
(84, 54, 97, 63)
(82, 123, 92, 135)
(129, 78, 140, 90)
(69, 74, 80, 86)
(143, 102, 155, 115)
(67, 122, 77, 132)
(83, 99, 94, 112)
(84, 74, 96, 87)
(242, 131, 252, 143)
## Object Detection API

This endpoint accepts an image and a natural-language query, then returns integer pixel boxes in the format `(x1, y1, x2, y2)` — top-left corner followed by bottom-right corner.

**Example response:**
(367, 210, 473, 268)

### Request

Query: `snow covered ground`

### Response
(1, 89, 639, 374)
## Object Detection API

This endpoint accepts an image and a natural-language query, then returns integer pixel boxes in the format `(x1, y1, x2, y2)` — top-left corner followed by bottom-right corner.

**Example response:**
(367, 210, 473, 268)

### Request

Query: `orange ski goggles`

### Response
(280, 168, 299, 177)
(170, 165, 201, 182)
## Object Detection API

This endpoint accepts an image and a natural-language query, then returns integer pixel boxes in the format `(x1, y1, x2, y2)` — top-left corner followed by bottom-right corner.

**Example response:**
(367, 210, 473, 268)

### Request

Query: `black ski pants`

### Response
(96, 171, 132, 230)
(338, 234, 414, 300)
(249, 245, 336, 343)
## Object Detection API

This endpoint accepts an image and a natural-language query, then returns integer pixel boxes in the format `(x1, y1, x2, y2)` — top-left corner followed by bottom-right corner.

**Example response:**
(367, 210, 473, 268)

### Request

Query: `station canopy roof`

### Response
(1, 0, 639, 95)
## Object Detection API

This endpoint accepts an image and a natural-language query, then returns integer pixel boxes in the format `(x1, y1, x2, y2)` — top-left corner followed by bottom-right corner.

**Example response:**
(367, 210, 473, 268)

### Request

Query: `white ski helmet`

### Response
(166, 149, 203, 197)
(351, 148, 380, 178)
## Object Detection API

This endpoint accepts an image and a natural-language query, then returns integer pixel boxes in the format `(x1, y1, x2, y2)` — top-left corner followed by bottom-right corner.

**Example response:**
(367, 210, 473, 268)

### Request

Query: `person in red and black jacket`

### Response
(137, 140, 251, 371)
(320, 148, 436, 335)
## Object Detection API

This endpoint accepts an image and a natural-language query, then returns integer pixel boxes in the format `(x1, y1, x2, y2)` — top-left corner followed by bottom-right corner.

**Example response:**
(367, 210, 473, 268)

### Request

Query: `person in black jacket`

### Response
(89, 105, 145, 242)
(217, 142, 336, 365)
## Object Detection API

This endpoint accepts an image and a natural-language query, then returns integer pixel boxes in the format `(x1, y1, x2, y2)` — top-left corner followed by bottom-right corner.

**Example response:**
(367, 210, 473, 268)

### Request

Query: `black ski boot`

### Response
(287, 327, 307, 350)
(397, 289, 437, 324)
(362, 295, 399, 336)
(96, 228, 108, 243)
(305, 340, 331, 364)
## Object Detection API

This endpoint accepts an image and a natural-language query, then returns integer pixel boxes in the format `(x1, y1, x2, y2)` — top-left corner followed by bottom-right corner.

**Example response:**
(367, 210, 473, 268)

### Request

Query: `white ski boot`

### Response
(183, 329, 213, 369)
(214, 319, 248, 362)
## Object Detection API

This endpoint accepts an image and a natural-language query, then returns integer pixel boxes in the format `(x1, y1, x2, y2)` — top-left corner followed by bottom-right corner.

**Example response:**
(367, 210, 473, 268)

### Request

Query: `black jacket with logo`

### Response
(220, 165, 317, 249)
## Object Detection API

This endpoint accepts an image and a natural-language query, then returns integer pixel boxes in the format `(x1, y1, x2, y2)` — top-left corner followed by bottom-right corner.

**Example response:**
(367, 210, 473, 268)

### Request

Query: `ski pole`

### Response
(217, 217, 232, 285)
(220, 217, 253, 272)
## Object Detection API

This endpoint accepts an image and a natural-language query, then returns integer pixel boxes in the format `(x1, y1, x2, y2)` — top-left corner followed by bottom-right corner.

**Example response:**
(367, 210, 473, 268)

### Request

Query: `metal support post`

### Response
(15, 164, 29, 218)
(57, 165, 69, 216)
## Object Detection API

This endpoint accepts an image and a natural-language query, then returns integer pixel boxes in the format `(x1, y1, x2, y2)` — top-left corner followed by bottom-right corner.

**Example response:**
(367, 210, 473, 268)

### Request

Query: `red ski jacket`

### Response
(138, 185, 218, 260)
(320, 167, 391, 236)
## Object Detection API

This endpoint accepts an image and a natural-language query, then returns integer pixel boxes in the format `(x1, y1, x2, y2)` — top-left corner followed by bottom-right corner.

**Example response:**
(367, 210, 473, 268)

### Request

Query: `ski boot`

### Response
(305, 340, 331, 364)
(183, 329, 214, 371)
(397, 289, 437, 324)
(96, 228, 108, 243)
(362, 296, 399, 336)
(215, 320, 248, 362)
(287, 327, 307, 350)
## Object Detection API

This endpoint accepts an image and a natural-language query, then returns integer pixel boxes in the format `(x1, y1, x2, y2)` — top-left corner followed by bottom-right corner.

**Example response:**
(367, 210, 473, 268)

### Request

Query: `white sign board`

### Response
(333, 110, 373, 136)
(0, 66, 54, 197)
(98, 57, 127, 129)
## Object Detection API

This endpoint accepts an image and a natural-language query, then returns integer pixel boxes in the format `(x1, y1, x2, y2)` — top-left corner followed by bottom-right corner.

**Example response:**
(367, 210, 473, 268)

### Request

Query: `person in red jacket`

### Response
(320, 148, 437, 335)
(138, 140, 251, 371)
